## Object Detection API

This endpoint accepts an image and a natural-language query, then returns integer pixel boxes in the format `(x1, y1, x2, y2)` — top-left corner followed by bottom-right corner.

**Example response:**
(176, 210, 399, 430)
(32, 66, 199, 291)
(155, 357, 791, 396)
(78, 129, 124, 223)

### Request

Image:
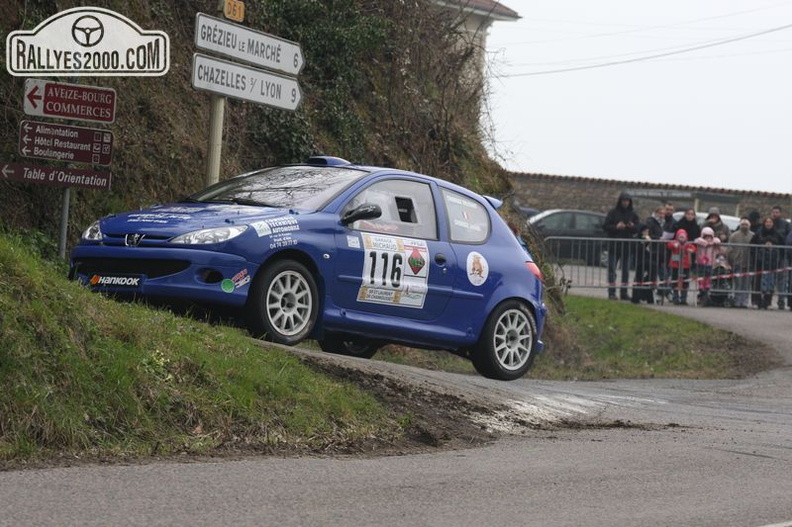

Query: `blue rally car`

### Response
(69, 157, 547, 380)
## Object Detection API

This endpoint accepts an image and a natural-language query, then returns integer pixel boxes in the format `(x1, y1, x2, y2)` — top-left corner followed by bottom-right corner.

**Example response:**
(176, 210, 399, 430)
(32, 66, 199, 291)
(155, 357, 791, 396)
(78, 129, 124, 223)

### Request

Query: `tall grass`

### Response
(0, 233, 395, 461)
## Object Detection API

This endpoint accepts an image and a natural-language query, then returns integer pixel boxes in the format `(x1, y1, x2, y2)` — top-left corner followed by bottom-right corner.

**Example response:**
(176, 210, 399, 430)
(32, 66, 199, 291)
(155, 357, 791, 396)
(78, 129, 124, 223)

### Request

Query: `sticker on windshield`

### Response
(467, 251, 488, 286)
(357, 234, 429, 309)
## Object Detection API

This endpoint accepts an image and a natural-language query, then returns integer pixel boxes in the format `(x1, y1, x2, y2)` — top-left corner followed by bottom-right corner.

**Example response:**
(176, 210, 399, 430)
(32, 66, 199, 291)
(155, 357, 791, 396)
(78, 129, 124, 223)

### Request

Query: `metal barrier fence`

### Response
(542, 236, 792, 308)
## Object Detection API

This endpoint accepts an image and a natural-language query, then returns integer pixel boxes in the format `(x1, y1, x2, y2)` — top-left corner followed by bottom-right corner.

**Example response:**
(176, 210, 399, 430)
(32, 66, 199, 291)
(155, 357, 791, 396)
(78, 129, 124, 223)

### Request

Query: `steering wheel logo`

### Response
(71, 15, 104, 47)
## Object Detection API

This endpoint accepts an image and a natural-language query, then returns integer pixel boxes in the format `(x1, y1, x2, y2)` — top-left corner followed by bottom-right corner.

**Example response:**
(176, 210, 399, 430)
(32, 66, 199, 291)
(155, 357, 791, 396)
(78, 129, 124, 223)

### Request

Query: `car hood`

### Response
(99, 203, 300, 237)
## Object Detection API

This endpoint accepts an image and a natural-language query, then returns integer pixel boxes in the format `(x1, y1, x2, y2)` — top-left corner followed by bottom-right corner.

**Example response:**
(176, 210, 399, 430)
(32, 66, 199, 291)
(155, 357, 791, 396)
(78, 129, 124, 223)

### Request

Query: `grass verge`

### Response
(0, 233, 397, 463)
(374, 296, 778, 380)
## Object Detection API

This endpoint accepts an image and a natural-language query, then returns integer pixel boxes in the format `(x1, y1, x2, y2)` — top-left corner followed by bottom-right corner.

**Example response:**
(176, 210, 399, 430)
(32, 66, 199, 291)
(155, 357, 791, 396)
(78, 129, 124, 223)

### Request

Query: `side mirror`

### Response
(341, 203, 382, 226)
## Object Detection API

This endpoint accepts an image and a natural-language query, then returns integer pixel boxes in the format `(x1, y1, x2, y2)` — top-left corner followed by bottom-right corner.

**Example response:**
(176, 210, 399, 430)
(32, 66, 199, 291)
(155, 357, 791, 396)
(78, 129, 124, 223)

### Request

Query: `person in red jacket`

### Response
(667, 229, 696, 305)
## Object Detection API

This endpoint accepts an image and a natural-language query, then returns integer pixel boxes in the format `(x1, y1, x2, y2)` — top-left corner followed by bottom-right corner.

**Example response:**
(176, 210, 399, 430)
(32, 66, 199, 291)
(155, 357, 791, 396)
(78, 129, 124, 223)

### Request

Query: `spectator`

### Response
(667, 229, 696, 305)
(771, 206, 791, 309)
(662, 202, 676, 236)
(603, 191, 639, 300)
(751, 216, 785, 310)
(673, 208, 701, 241)
(727, 217, 754, 308)
(631, 224, 655, 304)
(771, 206, 791, 239)
(748, 210, 762, 232)
(645, 206, 669, 302)
(786, 228, 792, 311)
(693, 227, 721, 306)
(747, 209, 764, 307)
(704, 210, 731, 239)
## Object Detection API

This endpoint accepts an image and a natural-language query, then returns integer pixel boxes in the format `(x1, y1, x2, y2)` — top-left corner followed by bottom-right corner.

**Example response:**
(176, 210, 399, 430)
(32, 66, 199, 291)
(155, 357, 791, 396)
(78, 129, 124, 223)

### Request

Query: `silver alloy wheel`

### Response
(493, 308, 534, 371)
(265, 270, 313, 337)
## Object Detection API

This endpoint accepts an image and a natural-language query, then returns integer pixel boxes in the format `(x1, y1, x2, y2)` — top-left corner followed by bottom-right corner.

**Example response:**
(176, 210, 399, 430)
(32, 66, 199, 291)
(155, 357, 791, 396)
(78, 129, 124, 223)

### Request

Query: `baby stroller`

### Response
(707, 254, 733, 307)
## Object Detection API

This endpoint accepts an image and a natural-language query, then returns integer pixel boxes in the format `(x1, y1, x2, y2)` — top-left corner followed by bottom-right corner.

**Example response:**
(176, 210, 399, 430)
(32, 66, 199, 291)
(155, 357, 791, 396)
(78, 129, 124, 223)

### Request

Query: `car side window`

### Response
(575, 213, 602, 232)
(542, 212, 572, 230)
(442, 188, 490, 244)
(343, 179, 438, 239)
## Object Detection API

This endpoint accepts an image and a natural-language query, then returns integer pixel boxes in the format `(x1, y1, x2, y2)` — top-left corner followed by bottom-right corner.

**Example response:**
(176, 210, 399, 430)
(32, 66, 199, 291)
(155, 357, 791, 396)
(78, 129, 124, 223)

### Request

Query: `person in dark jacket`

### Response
(770, 206, 791, 309)
(751, 216, 785, 309)
(603, 191, 640, 300)
(672, 208, 701, 241)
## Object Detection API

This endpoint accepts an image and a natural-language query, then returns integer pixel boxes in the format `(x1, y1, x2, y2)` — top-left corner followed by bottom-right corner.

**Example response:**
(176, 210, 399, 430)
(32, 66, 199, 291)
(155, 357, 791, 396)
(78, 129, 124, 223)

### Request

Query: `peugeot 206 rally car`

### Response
(69, 157, 547, 380)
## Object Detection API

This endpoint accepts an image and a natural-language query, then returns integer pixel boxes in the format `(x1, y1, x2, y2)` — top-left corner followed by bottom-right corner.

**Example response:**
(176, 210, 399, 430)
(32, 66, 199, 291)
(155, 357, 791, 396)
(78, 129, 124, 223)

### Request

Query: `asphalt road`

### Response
(2, 301, 792, 527)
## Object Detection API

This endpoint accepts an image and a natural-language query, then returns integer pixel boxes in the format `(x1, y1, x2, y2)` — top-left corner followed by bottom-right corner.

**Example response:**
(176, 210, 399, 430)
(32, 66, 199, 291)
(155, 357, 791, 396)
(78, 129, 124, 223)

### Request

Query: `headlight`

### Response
(82, 220, 103, 241)
(170, 225, 248, 245)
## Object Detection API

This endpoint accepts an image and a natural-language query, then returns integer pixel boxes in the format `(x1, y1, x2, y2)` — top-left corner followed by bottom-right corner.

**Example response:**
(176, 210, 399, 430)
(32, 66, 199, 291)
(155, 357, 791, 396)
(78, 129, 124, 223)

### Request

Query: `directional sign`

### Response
(19, 120, 114, 166)
(194, 13, 304, 76)
(1, 162, 112, 190)
(191, 53, 302, 111)
(23, 79, 117, 124)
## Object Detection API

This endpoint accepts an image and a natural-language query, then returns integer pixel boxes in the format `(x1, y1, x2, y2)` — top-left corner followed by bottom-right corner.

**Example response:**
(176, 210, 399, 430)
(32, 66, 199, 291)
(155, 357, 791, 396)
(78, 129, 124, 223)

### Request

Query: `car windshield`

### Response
(187, 166, 368, 211)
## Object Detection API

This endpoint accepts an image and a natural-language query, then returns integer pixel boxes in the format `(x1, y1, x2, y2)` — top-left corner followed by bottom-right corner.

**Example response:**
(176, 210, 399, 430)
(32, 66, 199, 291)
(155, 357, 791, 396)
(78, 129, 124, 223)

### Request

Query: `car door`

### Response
(331, 177, 457, 321)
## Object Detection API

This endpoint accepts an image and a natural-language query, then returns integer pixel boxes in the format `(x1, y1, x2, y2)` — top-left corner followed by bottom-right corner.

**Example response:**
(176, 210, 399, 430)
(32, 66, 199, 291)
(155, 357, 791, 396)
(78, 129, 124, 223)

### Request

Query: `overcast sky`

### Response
(484, 0, 792, 196)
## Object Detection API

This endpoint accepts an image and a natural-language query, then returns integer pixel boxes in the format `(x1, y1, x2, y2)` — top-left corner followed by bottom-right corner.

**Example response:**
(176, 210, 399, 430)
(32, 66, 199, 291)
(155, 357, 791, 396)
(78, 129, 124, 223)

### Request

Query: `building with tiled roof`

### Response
(432, 1, 519, 74)
(433, 0, 519, 22)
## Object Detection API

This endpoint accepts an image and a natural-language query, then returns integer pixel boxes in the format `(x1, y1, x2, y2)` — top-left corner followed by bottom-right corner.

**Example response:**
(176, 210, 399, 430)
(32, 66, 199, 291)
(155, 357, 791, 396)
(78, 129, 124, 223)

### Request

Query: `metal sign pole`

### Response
(205, 0, 228, 187)
(205, 93, 225, 186)
(58, 187, 70, 259)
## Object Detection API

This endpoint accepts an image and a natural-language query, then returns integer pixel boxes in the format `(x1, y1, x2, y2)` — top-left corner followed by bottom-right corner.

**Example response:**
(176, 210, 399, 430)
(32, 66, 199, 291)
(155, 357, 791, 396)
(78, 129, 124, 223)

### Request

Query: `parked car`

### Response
(527, 209, 608, 266)
(69, 156, 547, 380)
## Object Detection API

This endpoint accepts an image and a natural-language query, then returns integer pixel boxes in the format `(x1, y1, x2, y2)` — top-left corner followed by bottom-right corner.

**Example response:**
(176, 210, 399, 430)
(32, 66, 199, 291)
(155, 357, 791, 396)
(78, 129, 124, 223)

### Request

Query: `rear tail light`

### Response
(526, 261, 543, 282)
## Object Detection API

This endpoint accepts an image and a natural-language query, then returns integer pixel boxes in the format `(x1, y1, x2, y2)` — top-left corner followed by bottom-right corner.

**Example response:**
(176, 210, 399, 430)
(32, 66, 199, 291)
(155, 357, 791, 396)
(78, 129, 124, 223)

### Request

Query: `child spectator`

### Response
(693, 226, 721, 306)
(667, 229, 696, 305)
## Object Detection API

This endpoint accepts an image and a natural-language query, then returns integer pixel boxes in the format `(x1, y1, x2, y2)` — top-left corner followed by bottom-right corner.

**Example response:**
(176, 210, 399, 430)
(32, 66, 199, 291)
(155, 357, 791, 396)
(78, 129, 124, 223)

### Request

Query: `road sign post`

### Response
(193, 12, 303, 185)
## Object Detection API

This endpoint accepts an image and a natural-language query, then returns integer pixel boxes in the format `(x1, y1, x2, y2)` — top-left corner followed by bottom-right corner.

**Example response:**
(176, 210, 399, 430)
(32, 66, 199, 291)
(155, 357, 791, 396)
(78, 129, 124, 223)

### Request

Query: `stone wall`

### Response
(509, 172, 792, 222)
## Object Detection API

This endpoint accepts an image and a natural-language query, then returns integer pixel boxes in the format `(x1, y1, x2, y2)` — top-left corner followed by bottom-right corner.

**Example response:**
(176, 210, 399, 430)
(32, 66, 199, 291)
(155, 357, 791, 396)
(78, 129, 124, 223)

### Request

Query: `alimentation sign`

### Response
(6, 6, 169, 76)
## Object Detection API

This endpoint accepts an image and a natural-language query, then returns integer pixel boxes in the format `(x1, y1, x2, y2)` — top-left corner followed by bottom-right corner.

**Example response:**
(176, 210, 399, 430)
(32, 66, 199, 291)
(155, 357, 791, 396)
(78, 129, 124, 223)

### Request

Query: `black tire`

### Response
(318, 334, 381, 359)
(246, 260, 318, 345)
(471, 300, 538, 381)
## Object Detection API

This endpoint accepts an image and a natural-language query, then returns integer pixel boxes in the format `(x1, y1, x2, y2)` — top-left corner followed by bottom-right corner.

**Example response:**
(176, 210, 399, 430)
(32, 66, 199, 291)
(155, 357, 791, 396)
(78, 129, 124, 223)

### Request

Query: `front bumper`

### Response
(69, 245, 258, 308)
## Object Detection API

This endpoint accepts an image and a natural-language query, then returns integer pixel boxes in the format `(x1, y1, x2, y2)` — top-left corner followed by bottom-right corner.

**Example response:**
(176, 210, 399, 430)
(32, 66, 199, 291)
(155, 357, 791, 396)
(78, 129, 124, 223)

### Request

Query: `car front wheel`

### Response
(247, 260, 318, 345)
(471, 300, 537, 381)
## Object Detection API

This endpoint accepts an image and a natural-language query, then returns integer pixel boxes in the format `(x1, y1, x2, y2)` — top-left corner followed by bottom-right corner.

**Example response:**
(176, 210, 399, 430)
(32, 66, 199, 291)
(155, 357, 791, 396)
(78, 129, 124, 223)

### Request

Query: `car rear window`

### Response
(442, 188, 490, 243)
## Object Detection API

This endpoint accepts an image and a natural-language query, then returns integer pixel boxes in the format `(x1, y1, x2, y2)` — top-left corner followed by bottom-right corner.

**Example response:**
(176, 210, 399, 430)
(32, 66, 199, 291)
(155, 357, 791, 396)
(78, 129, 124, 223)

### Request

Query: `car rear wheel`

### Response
(471, 300, 537, 381)
(247, 260, 318, 345)
(318, 334, 382, 359)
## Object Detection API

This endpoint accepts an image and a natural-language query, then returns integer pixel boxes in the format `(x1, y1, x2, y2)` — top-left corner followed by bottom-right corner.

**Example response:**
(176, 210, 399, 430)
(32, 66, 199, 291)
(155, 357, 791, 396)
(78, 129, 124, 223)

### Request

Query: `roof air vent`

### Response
(305, 155, 351, 167)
